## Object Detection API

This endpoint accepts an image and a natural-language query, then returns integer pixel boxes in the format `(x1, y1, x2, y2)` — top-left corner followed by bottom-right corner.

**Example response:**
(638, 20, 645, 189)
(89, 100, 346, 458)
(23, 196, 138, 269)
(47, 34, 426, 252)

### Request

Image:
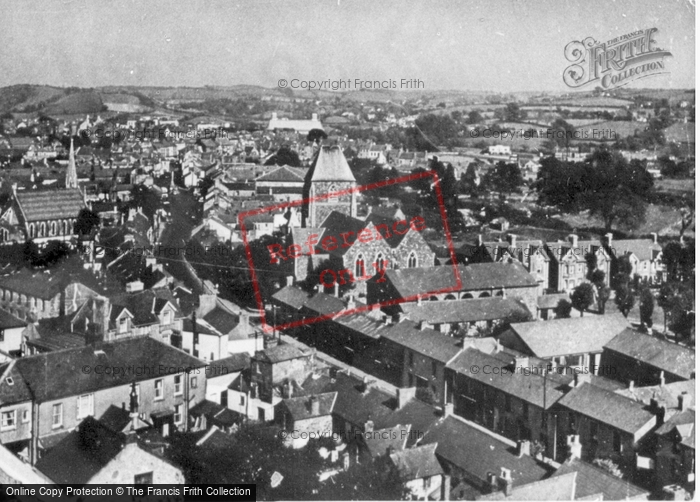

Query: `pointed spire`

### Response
(66, 126, 78, 189)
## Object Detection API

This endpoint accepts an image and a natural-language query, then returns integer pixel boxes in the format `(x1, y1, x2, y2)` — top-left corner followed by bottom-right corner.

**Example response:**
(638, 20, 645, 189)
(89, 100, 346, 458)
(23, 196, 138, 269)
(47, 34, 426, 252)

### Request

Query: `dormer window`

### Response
(118, 316, 129, 334)
(162, 309, 172, 325)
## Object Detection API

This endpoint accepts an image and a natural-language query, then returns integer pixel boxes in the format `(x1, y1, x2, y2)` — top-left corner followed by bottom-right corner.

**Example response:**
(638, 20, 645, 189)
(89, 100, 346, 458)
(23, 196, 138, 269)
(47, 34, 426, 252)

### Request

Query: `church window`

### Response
(408, 251, 418, 268)
(375, 252, 387, 272)
(355, 254, 366, 278)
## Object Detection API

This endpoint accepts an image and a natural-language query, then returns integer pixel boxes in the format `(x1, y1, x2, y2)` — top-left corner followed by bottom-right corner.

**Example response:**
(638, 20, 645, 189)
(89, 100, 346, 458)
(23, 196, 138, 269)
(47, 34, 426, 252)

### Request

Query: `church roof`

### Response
(308, 146, 356, 182)
(15, 189, 85, 222)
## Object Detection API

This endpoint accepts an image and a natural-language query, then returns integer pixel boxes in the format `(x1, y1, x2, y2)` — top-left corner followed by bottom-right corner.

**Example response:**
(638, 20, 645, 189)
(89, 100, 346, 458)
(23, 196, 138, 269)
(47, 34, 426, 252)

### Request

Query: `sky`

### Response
(0, 0, 694, 92)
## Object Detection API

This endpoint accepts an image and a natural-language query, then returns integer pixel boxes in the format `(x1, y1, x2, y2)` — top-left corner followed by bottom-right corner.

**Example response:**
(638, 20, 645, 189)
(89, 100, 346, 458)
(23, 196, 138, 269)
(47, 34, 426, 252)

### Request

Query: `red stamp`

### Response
(240, 165, 460, 334)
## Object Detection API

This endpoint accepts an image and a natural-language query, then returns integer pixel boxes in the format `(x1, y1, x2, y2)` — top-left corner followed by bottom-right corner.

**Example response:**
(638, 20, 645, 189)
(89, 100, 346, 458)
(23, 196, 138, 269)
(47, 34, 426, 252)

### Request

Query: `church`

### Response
(291, 146, 434, 293)
(0, 135, 86, 245)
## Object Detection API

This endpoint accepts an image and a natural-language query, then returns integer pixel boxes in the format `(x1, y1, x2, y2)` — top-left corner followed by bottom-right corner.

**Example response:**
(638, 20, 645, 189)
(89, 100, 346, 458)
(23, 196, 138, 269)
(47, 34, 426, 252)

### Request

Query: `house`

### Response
(250, 344, 315, 403)
(368, 263, 539, 316)
(445, 347, 571, 460)
(255, 165, 307, 202)
(389, 443, 448, 500)
(549, 456, 649, 500)
(654, 407, 695, 492)
(0, 443, 54, 484)
(535, 293, 571, 320)
(497, 314, 630, 375)
(279, 392, 337, 449)
(603, 233, 666, 284)
(204, 353, 250, 406)
(35, 417, 184, 484)
(0, 309, 27, 360)
(103, 287, 183, 343)
(555, 381, 657, 470)
(189, 399, 239, 432)
(488, 145, 512, 156)
(267, 113, 323, 134)
(471, 235, 550, 295)
(0, 337, 206, 463)
(601, 329, 695, 386)
(476, 472, 578, 500)
(419, 415, 554, 500)
(380, 320, 464, 403)
(545, 235, 611, 292)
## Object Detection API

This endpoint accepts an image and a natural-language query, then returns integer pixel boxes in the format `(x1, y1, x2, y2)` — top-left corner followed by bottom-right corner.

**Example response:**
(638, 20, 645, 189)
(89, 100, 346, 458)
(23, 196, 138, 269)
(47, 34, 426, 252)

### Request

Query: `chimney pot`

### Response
(518, 440, 531, 457)
(660, 371, 666, 387)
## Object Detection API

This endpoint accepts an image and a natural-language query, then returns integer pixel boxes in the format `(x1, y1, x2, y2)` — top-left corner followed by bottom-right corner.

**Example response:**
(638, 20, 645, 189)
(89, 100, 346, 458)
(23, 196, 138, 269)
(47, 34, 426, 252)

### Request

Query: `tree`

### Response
(265, 145, 302, 167)
(571, 283, 595, 316)
(658, 282, 681, 332)
(74, 208, 100, 236)
(639, 287, 655, 329)
(307, 128, 328, 143)
(482, 162, 523, 194)
(503, 102, 522, 122)
(317, 455, 409, 500)
(597, 286, 611, 314)
(669, 288, 694, 344)
(614, 285, 636, 317)
(467, 110, 483, 124)
(554, 299, 573, 319)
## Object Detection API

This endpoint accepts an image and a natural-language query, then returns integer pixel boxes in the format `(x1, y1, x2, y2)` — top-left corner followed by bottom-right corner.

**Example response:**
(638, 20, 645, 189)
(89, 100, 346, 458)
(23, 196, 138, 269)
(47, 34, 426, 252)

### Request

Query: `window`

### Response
(375, 252, 387, 272)
(1, 410, 16, 430)
(154, 379, 164, 400)
(613, 431, 622, 453)
(355, 254, 366, 279)
(21, 409, 29, 423)
(118, 316, 128, 334)
(191, 376, 198, 389)
(590, 421, 598, 440)
(408, 251, 418, 268)
(408, 352, 414, 367)
(162, 309, 171, 325)
(77, 394, 94, 419)
(0, 330, 4, 342)
(174, 375, 182, 396)
(174, 404, 183, 425)
(240, 395, 245, 406)
(134, 472, 153, 484)
(432, 361, 437, 377)
(52, 403, 63, 428)
(258, 407, 265, 422)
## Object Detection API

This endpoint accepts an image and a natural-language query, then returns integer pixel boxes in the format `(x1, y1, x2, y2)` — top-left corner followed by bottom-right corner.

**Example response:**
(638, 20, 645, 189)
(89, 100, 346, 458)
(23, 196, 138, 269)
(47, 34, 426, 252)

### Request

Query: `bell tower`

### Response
(302, 146, 357, 227)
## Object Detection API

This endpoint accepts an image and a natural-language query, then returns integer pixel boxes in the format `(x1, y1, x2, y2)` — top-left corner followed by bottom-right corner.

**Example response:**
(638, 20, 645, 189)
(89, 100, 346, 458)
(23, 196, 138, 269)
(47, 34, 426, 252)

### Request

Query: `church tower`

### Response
(65, 127, 78, 189)
(302, 145, 357, 228)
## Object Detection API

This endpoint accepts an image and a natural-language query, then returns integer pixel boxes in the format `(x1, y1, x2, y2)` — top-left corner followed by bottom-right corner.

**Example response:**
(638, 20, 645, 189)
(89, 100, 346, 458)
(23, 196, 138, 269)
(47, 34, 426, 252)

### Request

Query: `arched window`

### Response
(479, 292, 491, 298)
(39, 223, 46, 237)
(355, 254, 365, 279)
(29, 224, 35, 238)
(461, 293, 474, 299)
(429, 296, 439, 301)
(328, 184, 338, 203)
(51, 222, 57, 236)
(445, 294, 456, 300)
(375, 252, 387, 272)
(407, 251, 418, 268)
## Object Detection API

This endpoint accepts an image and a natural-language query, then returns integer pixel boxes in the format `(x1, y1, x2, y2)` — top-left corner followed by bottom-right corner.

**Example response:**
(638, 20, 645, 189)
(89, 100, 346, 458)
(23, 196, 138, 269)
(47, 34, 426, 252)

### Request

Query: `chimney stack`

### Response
(364, 419, 374, 432)
(310, 395, 320, 416)
(567, 435, 582, 459)
(651, 232, 658, 244)
(568, 234, 579, 248)
(572, 371, 591, 387)
(605, 232, 613, 247)
(678, 392, 691, 411)
(499, 468, 513, 497)
(396, 387, 416, 410)
(419, 320, 429, 331)
(477, 234, 483, 246)
(628, 380, 635, 391)
(660, 371, 666, 387)
(517, 440, 531, 458)
(507, 234, 517, 246)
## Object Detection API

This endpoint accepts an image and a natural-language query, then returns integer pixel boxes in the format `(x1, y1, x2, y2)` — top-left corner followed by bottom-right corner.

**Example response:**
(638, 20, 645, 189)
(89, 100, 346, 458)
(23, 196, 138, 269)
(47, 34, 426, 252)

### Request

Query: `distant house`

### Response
(654, 406, 695, 492)
(389, 443, 448, 500)
(35, 417, 184, 484)
(254, 165, 306, 202)
(488, 145, 511, 156)
(279, 392, 337, 449)
(250, 344, 315, 403)
(545, 234, 611, 293)
(604, 233, 666, 284)
(0, 309, 27, 361)
(548, 456, 649, 500)
(267, 113, 323, 134)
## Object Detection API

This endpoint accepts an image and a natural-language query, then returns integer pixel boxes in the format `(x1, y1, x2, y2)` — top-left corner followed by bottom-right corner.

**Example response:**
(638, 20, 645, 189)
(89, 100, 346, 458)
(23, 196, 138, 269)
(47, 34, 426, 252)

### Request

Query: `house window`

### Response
(258, 407, 265, 422)
(1, 410, 16, 430)
(21, 409, 29, 423)
(432, 361, 437, 377)
(355, 254, 366, 278)
(174, 375, 182, 396)
(118, 316, 128, 334)
(174, 404, 183, 425)
(77, 394, 94, 419)
(191, 376, 198, 389)
(134, 472, 153, 484)
(0, 330, 4, 342)
(154, 379, 163, 400)
(375, 252, 387, 272)
(408, 251, 418, 268)
(52, 403, 63, 428)
(423, 477, 432, 490)
(162, 309, 171, 325)
(240, 395, 245, 406)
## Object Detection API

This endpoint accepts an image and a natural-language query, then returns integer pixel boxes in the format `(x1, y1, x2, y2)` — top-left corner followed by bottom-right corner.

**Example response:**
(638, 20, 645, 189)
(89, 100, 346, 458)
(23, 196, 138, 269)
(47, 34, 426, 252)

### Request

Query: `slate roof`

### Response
(365, 424, 410, 457)
(190, 399, 239, 428)
(383, 263, 537, 298)
(15, 188, 85, 222)
(255, 165, 306, 183)
(0, 337, 205, 405)
(420, 416, 553, 486)
(272, 286, 310, 310)
(655, 409, 695, 449)
(615, 380, 695, 409)
(0, 308, 27, 329)
(333, 311, 391, 340)
(480, 239, 548, 264)
(557, 383, 656, 435)
(536, 293, 570, 310)
(447, 349, 569, 409)
(504, 313, 629, 359)
(604, 329, 696, 380)
(253, 343, 310, 364)
(551, 457, 649, 500)
(206, 353, 250, 377)
(390, 443, 444, 480)
(477, 471, 578, 501)
(302, 292, 347, 316)
(109, 288, 181, 327)
(382, 320, 463, 363)
(202, 306, 241, 335)
(307, 146, 356, 182)
(283, 392, 337, 421)
(609, 239, 662, 261)
(402, 297, 531, 325)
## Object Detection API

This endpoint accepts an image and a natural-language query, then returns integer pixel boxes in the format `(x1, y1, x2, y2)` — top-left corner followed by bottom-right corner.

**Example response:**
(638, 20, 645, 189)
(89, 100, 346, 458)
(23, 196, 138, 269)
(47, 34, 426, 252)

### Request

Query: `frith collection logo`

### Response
(563, 28, 673, 89)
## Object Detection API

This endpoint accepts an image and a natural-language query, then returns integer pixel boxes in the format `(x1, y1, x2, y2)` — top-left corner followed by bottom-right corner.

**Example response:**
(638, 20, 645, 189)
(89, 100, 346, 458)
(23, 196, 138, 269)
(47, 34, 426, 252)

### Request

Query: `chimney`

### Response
(507, 234, 517, 246)
(419, 320, 429, 330)
(365, 419, 374, 432)
(346, 295, 356, 311)
(396, 387, 416, 410)
(678, 392, 691, 411)
(310, 395, 320, 416)
(129, 382, 139, 431)
(499, 468, 513, 497)
(285, 380, 293, 399)
(311, 113, 318, 121)
(477, 234, 483, 246)
(334, 282, 339, 298)
(517, 440, 531, 458)
(660, 371, 666, 387)
(604, 232, 613, 247)
(514, 355, 529, 369)
(568, 234, 579, 248)
(495, 339, 502, 353)
(651, 232, 658, 244)
(285, 275, 294, 287)
(572, 371, 591, 387)
(567, 435, 582, 459)
(628, 380, 634, 391)
(383, 315, 392, 326)
(443, 402, 454, 417)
